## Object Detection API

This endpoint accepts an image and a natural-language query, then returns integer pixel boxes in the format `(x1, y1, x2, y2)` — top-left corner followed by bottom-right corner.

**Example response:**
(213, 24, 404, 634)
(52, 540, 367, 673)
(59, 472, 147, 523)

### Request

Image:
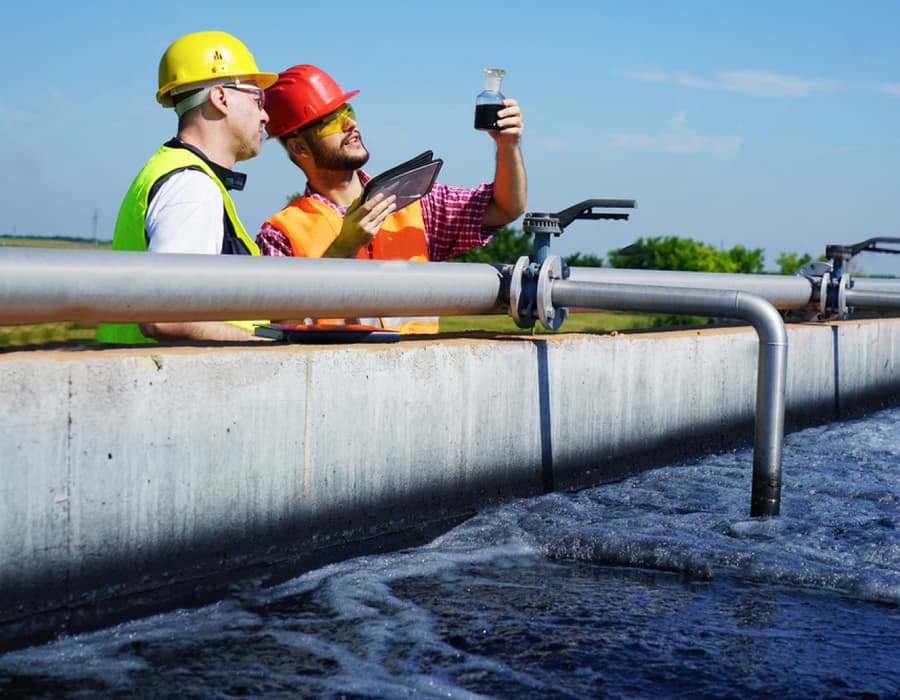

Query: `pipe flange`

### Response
(509, 255, 535, 329)
(819, 271, 851, 319)
(818, 272, 830, 318)
(537, 254, 569, 330)
(837, 273, 851, 319)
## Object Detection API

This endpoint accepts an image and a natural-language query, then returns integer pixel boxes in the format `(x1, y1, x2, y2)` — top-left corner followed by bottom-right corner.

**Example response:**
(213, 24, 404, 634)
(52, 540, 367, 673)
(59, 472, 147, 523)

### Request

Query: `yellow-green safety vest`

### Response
(95, 146, 261, 344)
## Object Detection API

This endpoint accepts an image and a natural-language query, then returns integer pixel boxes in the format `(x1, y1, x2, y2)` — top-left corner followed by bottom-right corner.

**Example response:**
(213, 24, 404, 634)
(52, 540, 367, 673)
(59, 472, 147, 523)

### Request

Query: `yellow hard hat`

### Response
(156, 30, 278, 108)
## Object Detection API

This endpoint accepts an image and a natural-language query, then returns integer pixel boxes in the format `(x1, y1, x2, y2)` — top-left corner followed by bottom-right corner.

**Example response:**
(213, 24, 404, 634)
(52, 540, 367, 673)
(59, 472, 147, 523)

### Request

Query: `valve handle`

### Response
(554, 199, 636, 230)
(825, 237, 900, 260)
(524, 199, 636, 234)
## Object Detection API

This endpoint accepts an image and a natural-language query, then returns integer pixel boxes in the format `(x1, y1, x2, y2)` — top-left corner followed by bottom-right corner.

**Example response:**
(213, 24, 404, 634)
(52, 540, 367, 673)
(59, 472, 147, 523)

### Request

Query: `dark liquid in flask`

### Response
(474, 103, 503, 130)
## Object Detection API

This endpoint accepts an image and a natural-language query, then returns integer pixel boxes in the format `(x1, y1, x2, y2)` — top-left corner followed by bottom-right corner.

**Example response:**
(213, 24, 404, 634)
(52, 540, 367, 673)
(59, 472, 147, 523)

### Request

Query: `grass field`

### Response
(0, 236, 683, 348)
(0, 322, 97, 348)
(0, 237, 105, 348)
(1, 315, 664, 349)
(0, 236, 111, 250)
(439, 312, 668, 334)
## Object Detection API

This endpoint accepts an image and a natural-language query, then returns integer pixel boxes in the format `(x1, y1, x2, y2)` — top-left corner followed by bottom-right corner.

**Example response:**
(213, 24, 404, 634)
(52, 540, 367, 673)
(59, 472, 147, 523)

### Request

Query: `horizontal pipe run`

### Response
(0, 248, 506, 325)
(551, 280, 788, 517)
(567, 267, 815, 310)
(3, 248, 897, 330)
(844, 289, 900, 310)
(552, 281, 788, 342)
(849, 278, 900, 292)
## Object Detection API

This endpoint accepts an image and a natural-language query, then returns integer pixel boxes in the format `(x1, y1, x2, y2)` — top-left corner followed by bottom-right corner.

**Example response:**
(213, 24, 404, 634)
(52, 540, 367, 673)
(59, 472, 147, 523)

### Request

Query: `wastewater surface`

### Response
(1, 407, 898, 698)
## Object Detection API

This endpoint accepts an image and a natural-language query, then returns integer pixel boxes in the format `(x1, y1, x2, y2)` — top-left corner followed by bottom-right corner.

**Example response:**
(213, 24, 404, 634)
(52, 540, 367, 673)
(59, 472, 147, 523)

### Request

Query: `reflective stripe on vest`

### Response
(266, 197, 439, 334)
(95, 146, 261, 344)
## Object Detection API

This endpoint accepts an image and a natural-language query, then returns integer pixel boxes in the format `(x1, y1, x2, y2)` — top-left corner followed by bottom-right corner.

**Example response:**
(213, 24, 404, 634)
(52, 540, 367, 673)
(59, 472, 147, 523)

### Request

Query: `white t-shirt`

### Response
(146, 169, 225, 254)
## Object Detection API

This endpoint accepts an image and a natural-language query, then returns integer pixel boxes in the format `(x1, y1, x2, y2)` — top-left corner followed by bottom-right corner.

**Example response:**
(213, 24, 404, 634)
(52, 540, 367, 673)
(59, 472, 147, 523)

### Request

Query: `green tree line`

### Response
(450, 228, 818, 275)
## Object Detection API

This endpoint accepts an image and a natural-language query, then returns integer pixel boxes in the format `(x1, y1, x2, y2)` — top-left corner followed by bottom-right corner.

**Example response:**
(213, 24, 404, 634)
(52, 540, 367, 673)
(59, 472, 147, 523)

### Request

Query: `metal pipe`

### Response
(844, 288, 900, 310)
(4, 248, 897, 327)
(0, 248, 505, 325)
(551, 280, 788, 517)
(567, 266, 814, 309)
(850, 278, 900, 293)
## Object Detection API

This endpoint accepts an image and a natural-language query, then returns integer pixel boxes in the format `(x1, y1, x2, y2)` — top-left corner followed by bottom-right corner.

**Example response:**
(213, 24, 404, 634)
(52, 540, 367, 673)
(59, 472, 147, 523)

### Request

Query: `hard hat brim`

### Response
(268, 88, 360, 138)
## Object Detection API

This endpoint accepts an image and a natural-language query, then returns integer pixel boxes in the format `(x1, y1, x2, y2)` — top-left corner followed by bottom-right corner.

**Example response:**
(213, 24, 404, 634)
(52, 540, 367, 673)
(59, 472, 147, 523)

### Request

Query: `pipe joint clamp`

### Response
(508, 255, 570, 330)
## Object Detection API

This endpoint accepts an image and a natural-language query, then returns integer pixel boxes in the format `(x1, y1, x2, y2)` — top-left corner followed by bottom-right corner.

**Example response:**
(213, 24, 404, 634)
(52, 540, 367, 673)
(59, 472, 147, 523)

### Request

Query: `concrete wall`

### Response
(2, 318, 899, 649)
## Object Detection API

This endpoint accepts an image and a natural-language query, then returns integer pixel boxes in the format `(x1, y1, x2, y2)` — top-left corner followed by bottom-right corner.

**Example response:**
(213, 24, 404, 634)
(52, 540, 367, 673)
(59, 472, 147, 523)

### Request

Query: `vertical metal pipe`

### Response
(738, 293, 787, 517)
(550, 280, 788, 517)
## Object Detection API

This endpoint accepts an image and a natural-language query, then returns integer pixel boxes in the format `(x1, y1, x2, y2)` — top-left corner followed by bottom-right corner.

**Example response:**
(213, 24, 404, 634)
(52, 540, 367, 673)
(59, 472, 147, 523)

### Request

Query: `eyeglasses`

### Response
(312, 103, 356, 136)
(285, 103, 356, 140)
(223, 84, 266, 111)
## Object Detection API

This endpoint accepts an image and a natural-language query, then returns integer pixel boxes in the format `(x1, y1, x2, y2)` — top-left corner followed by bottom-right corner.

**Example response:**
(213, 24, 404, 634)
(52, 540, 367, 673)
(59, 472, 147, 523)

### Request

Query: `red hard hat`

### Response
(265, 64, 360, 138)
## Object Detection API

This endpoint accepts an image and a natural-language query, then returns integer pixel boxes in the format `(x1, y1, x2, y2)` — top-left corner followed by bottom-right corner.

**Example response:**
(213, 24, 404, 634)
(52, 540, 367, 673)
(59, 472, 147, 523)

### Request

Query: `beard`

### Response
(236, 133, 263, 163)
(307, 132, 370, 171)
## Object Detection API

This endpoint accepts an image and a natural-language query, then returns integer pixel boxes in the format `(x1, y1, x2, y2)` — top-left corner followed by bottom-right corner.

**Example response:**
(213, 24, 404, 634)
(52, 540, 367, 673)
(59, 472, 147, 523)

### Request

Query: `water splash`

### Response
(2, 407, 898, 698)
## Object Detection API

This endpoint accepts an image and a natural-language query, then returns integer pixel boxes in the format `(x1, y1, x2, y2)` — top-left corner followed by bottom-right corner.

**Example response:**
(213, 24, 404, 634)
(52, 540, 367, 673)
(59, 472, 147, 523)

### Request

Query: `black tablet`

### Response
(254, 323, 401, 344)
(362, 151, 443, 212)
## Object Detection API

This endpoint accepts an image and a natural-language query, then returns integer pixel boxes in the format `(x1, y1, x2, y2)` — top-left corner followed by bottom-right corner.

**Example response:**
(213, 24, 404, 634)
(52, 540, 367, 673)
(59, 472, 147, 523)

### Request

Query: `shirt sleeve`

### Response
(256, 222, 293, 256)
(146, 170, 224, 254)
(420, 182, 499, 262)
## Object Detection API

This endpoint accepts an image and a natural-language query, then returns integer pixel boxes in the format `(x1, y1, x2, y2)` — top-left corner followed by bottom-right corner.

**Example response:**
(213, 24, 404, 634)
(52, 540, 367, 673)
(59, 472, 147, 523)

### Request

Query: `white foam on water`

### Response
(1, 406, 898, 697)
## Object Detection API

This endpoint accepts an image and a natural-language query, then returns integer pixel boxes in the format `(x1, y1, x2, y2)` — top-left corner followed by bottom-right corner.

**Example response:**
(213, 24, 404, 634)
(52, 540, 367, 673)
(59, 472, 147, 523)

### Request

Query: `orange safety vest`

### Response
(265, 197, 439, 334)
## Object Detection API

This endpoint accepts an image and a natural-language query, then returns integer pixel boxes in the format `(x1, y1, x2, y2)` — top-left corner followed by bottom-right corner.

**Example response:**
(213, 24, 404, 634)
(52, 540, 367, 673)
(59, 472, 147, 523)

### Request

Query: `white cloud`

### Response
(614, 66, 843, 97)
(610, 111, 740, 156)
(668, 109, 687, 130)
(716, 70, 841, 97)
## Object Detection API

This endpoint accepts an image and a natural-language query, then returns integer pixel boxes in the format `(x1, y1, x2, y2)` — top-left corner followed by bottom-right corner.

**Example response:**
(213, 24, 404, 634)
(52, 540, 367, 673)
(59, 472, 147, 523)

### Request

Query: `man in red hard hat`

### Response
(257, 64, 527, 334)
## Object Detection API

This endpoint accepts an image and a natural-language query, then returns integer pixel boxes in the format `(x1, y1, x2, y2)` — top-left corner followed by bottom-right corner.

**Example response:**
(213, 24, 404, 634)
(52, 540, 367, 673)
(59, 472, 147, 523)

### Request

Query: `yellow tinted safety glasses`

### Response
(311, 104, 356, 137)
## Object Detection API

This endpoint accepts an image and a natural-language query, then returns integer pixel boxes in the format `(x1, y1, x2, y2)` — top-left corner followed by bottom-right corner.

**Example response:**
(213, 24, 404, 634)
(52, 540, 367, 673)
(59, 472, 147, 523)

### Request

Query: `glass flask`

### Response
(474, 68, 506, 131)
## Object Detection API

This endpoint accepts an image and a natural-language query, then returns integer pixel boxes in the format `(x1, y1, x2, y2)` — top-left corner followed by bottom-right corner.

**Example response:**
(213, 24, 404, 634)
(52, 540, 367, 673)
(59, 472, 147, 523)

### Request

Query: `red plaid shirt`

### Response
(256, 170, 498, 261)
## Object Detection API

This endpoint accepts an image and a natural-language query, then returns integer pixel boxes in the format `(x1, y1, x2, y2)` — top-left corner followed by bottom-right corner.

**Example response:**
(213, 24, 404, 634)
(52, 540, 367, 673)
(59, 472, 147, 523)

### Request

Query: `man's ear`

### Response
(207, 85, 229, 116)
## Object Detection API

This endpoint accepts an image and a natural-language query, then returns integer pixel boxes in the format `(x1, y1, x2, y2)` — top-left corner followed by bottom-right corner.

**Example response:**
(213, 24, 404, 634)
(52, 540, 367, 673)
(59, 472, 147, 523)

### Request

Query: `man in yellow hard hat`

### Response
(256, 64, 527, 334)
(96, 30, 277, 344)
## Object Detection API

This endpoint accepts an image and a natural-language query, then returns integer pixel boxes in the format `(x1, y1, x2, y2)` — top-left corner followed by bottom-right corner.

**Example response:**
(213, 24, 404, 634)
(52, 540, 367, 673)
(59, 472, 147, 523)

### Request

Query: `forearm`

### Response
(140, 321, 268, 342)
(483, 141, 527, 228)
(482, 98, 527, 228)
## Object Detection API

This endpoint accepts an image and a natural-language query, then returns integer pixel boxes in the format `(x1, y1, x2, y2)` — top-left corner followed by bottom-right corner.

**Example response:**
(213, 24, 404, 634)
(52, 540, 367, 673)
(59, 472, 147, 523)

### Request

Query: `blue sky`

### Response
(3, 1, 900, 273)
